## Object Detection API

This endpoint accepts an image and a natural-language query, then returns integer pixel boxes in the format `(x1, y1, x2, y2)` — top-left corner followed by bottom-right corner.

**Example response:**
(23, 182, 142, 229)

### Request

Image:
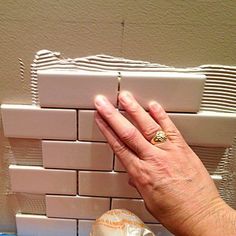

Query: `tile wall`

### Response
(2, 70, 236, 235)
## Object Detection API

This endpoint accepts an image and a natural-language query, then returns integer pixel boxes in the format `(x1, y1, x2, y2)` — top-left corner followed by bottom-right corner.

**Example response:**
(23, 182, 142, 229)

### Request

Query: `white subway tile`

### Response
(169, 111, 236, 147)
(38, 70, 119, 108)
(46, 195, 110, 219)
(79, 171, 140, 198)
(79, 220, 94, 236)
(9, 165, 76, 195)
(147, 224, 173, 236)
(16, 214, 76, 236)
(112, 198, 157, 223)
(78, 110, 106, 141)
(114, 156, 126, 172)
(1, 104, 76, 140)
(119, 72, 205, 112)
(42, 140, 113, 170)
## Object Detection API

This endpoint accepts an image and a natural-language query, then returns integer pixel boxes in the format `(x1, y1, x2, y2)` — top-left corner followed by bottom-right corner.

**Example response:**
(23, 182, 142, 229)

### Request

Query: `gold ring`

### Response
(151, 130, 167, 144)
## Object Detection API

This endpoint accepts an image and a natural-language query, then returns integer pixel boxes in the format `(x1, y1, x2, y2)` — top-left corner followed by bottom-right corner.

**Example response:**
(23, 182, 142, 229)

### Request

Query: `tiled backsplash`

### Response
(1, 51, 236, 236)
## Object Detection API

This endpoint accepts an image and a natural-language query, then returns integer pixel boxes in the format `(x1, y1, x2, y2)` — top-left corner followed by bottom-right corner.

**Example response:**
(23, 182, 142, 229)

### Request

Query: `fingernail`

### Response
(120, 91, 132, 104)
(95, 95, 108, 107)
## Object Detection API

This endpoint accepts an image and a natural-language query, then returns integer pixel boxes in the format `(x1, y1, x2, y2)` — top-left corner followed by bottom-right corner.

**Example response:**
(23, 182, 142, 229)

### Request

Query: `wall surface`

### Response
(0, 0, 235, 232)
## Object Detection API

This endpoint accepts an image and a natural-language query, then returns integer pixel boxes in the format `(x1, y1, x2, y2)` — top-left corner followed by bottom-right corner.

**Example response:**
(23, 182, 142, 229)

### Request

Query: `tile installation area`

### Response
(1, 50, 236, 235)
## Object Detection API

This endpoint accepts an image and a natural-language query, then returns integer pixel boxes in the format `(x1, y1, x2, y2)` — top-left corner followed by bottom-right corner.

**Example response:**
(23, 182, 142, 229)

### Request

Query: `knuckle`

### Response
(166, 129, 182, 140)
(105, 110, 114, 119)
(136, 164, 152, 186)
(112, 141, 127, 155)
(103, 108, 115, 119)
(158, 109, 168, 122)
(137, 172, 151, 186)
(128, 102, 139, 114)
(143, 125, 159, 139)
(120, 127, 137, 143)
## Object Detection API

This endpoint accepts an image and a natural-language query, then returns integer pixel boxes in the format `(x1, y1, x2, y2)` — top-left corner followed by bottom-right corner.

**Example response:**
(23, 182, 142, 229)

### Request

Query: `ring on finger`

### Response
(151, 130, 167, 145)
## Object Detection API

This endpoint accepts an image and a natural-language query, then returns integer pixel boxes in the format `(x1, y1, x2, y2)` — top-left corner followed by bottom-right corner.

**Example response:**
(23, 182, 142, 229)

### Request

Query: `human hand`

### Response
(94, 91, 236, 236)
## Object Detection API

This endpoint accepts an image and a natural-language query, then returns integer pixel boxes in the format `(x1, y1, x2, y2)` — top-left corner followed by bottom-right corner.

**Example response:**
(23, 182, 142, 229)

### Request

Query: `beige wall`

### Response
(0, 0, 235, 232)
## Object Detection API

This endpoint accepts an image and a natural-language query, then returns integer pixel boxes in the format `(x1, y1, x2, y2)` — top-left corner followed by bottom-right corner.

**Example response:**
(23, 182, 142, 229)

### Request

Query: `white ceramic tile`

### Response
(79, 171, 140, 198)
(46, 195, 110, 219)
(169, 111, 236, 147)
(9, 165, 76, 195)
(42, 140, 113, 170)
(147, 224, 173, 236)
(78, 110, 106, 141)
(38, 70, 119, 108)
(119, 72, 205, 112)
(16, 213, 76, 236)
(1, 104, 76, 140)
(79, 220, 94, 236)
(114, 156, 126, 172)
(112, 198, 157, 223)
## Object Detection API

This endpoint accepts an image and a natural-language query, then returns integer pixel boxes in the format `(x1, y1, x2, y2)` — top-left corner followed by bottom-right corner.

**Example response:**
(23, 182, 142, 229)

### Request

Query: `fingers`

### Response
(94, 112, 140, 177)
(119, 91, 161, 141)
(94, 95, 151, 157)
(149, 101, 183, 141)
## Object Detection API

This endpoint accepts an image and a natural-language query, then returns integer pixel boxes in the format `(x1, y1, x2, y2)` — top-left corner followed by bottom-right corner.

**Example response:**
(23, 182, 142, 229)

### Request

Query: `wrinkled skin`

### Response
(94, 91, 236, 236)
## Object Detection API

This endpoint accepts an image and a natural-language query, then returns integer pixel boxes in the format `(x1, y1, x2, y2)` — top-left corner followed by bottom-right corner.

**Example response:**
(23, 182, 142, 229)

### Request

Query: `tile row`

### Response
(80, 110, 236, 147)
(16, 214, 173, 236)
(38, 70, 205, 112)
(10, 165, 222, 197)
(9, 165, 139, 197)
(2, 106, 236, 147)
(18, 197, 157, 222)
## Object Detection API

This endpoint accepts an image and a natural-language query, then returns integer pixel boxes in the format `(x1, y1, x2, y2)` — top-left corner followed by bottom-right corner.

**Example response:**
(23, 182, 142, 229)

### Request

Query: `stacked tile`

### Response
(1, 50, 236, 236)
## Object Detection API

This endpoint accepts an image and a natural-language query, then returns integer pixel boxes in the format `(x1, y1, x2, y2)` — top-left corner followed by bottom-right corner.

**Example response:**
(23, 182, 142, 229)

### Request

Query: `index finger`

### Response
(94, 95, 151, 157)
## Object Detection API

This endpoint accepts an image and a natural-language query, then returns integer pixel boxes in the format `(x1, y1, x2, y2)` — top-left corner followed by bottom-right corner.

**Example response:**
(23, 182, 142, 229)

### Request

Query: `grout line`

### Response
(120, 20, 125, 56)
(77, 219, 79, 236)
(109, 197, 112, 210)
(39, 106, 78, 110)
(46, 193, 78, 197)
(78, 194, 142, 200)
(43, 167, 114, 172)
(118, 108, 198, 114)
(45, 216, 96, 221)
(43, 138, 78, 142)
(77, 170, 79, 195)
(42, 139, 108, 144)
(117, 72, 121, 108)
(76, 109, 79, 140)
(112, 152, 115, 171)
